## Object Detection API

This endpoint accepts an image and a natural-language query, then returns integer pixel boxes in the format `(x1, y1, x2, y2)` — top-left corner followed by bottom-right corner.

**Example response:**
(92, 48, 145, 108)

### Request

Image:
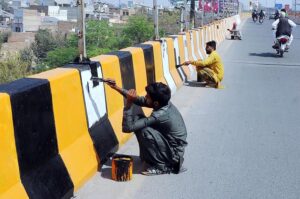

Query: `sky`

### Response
(104, 0, 296, 9)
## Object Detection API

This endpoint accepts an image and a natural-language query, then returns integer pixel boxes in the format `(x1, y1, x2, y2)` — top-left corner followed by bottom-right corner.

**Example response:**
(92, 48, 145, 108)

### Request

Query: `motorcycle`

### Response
(252, 15, 258, 23)
(259, 15, 264, 24)
(274, 35, 290, 57)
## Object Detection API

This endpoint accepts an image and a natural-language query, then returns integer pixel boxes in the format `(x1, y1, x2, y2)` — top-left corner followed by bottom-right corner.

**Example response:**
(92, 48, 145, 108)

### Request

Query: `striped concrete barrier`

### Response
(0, 15, 239, 198)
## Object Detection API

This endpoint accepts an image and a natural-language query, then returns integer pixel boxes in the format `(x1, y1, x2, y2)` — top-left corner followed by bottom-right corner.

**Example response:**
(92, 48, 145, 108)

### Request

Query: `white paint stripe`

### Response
(80, 67, 107, 128)
(183, 35, 189, 62)
(161, 40, 177, 94)
(190, 32, 198, 60)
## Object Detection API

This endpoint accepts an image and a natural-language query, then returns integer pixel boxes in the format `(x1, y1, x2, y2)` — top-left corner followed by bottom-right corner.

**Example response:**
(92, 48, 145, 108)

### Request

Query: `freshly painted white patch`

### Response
(80, 67, 107, 128)
(161, 39, 177, 95)
(182, 35, 190, 62)
(172, 36, 186, 81)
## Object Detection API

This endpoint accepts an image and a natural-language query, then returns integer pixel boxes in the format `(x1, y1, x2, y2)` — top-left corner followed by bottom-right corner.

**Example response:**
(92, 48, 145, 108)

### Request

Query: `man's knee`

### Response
(135, 127, 155, 141)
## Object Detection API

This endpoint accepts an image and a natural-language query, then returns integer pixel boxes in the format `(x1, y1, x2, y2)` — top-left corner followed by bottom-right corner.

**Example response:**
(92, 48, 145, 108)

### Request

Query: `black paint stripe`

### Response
(106, 51, 136, 91)
(106, 51, 144, 116)
(0, 78, 74, 199)
(89, 114, 119, 164)
(134, 44, 156, 84)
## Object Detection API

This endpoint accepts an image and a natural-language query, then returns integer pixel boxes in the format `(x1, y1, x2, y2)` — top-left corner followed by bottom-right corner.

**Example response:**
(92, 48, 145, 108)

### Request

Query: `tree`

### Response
(31, 29, 66, 62)
(121, 15, 154, 44)
(45, 47, 77, 68)
(86, 20, 118, 50)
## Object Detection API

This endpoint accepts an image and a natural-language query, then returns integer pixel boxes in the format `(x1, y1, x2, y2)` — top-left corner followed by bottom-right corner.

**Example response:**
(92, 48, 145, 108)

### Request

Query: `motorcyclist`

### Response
(259, 10, 265, 19)
(252, 9, 258, 21)
(274, 10, 280, 20)
(272, 11, 296, 49)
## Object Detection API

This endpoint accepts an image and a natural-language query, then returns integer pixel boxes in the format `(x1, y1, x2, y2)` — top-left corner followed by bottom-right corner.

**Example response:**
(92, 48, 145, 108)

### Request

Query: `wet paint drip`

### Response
(112, 155, 133, 181)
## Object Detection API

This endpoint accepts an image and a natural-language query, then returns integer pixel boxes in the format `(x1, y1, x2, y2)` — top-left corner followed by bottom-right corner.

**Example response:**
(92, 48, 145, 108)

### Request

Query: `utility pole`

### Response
(190, 0, 195, 28)
(153, 0, 159, 39)
(183, 0, 188, 30)
(201, 0, 204, 26)
(78, 0, 86, 61)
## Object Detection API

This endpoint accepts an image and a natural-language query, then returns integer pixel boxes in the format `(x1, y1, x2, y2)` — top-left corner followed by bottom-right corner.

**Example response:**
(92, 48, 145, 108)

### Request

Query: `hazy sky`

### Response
(104, 0, 296, 9)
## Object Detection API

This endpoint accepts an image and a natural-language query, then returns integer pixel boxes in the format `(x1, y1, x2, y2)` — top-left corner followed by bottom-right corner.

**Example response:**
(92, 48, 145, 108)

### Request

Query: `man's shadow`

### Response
(249, 52, 279, 58)
(100, 154, 144, 180)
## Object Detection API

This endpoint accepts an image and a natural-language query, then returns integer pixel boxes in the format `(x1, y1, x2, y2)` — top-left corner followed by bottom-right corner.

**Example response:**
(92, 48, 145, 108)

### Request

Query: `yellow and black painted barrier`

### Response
(0, 15, 241, 198)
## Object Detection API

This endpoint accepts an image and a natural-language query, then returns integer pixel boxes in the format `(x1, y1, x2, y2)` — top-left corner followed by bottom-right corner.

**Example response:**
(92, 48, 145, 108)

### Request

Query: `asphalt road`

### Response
(75, 18, 300, 199)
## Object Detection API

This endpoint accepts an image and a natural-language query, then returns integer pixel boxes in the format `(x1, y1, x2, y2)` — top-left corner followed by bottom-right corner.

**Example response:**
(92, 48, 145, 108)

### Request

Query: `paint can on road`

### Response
(112, 155, 133, 181)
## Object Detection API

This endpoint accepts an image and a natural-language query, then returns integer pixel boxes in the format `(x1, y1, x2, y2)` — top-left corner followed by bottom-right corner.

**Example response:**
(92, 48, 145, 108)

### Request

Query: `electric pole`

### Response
(190, 0, 195, 28)
(153, 0, 159, 39)
(184, 0, 188, 30)
(78, 0, 86, 61)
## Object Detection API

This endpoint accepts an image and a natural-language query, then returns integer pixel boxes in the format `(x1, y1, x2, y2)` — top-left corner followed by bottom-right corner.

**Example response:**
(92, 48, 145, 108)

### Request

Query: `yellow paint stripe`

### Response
(165, 38, 183, 88)
(144, 41, 167, 84)
(91, 55, 132, 146)
(0, 93, 28, 199)
(31, 68, 98, 191)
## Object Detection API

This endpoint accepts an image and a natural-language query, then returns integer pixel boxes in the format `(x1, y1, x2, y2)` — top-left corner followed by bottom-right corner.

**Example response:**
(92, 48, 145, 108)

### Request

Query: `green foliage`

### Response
(45, 47, 77, 68)
(0, 54, 31, 84)
(31, 29, 56, 60)
(31, 29, 66, 62)
(159, 11, 181, 36)
(86, 20, 118, 49)
(0, 31, 12, 48)
(122, 15, 154, 44)
(19, 47, 35, 66)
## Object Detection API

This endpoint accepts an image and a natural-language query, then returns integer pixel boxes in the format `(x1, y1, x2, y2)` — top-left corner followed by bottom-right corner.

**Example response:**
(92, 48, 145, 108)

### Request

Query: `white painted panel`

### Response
(172, 37, 186, 81)
(161, 39, 177, 95)
(183, 35, 189, 62)
(80, 67, 107, 128)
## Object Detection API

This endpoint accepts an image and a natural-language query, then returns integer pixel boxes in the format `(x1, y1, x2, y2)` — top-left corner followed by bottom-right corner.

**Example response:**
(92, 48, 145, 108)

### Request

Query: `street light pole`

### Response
(153, 0, 159, 39)
(78, 0, 86, 61)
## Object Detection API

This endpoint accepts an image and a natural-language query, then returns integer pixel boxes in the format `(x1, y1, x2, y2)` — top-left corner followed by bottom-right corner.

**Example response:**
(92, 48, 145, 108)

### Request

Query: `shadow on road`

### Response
(100, 155, 145, 180)
(184, 80, 218, 89)
(249, 52, 279, 58)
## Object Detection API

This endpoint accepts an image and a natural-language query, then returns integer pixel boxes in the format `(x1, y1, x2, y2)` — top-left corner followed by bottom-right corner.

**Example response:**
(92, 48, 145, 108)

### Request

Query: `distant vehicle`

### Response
(269, 13, 276, 19)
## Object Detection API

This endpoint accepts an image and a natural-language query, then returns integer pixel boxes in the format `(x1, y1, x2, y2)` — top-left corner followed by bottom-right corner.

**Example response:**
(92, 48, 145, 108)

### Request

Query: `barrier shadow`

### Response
(249, 52, 279, 58)
(100, 155, 145, 180)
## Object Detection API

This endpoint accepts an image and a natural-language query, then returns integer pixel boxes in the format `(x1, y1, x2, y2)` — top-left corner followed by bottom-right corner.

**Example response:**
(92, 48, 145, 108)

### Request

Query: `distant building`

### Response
(48, 6, 68, 21)
(128, 1, 133, 8)
(12, 9, 42, 32)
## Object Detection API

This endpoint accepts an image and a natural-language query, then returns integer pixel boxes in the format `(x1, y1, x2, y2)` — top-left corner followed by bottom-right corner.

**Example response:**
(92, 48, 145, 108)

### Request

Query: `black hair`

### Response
(145, 82, 171, 107)
(281, 8, 286, 13)
(206, 40, 217, 50)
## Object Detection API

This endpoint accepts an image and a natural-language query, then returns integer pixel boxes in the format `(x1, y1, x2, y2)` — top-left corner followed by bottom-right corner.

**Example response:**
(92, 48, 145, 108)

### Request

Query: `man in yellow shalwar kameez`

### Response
(184, 40, 224, 88)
